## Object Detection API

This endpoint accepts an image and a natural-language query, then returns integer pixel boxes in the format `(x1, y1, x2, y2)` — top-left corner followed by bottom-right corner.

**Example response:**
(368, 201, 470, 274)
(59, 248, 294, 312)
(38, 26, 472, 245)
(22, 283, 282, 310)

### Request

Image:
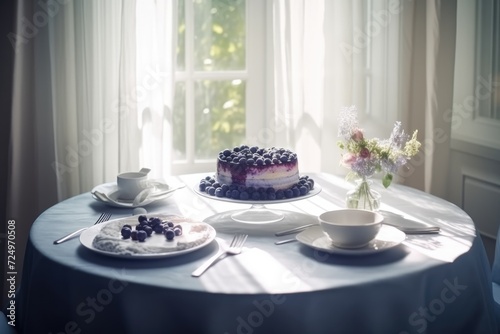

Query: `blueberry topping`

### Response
(165, 229, 175, 240)
(137, 230, 147, 242)
(121, 227, 132, 239)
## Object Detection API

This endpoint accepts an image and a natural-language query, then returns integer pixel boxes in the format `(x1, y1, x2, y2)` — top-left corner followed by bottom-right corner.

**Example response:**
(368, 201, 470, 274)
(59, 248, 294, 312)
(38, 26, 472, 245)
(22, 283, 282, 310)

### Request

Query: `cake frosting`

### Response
(92, 215, 214, 256)
(216, 146, 299, 190)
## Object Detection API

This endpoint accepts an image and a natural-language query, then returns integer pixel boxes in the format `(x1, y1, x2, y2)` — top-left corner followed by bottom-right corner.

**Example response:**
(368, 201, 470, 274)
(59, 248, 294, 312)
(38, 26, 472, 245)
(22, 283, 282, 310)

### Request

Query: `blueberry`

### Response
(212, 182, 221, 188)
(299, 186, 308, 196)
(247, 186, 256, 193)
(233, 146, 240, 152)
(239, 158, 247, 165)
(225, 190, 233, 198)
(131, 230, 138, 240)
(150, 217, 162, 227)
(267, 187, 276, 194)
(267, 192, 276, 200)
(264, 158, 272, 165)
(246, 158, 255, 165)
(137, 230, 147, 242)
(123, 224, 132, 230)
(239, 191, 249, 200)
(166, 221, 174, 228)
(138, 215, 148, 223)
(284, 189, 293, 198)
(207, 187, 216, 196)
(223, 149, 231, 156)
(199, 182, 207, 192)
(280, 155, 289, 163)
(144, 226, 153, 236)
(121, 227, 132, 239)
(153, 225, 164, 234)
(256, 158, 264, 166)
(174, 227, 182, 236)
(276, 190, 285, 199)
(251, 192, 261, 200)
(165, 229, 175, 240)
(272, 158, 279, 164)
(221, 184, 229, 193)
(250, 146, 258, 153)
(292, 187, 300, 197)
(215, 188, 224, 197)
(231, 189, 240, 199)
(136, 224, 144, 231)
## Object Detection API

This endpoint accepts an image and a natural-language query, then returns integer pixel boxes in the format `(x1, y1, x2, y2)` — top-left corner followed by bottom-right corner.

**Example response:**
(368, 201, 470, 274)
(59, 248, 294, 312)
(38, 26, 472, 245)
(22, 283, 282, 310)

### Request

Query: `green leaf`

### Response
(382, 173, 393, 188)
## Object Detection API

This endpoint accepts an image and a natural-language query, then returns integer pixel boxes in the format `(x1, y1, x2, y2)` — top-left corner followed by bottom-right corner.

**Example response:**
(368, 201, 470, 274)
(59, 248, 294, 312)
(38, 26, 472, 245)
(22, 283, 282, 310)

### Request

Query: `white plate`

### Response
(296, 225, 406, 255)
(91, 181, 180, 208)
(194, 183, 322, 205)
(80, 215, 216, 258)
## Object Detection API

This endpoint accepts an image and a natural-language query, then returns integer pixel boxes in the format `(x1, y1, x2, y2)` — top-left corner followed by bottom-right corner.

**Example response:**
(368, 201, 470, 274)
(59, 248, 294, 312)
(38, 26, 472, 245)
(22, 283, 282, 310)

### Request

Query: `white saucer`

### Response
(296, 225, 406, 255)
(91, 180, 178, 208)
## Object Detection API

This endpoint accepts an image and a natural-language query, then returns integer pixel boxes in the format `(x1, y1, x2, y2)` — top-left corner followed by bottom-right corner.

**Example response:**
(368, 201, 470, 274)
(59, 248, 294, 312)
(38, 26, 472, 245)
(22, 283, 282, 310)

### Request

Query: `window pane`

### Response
(177, 0, 186, 70)
(193, 0, 246, 71)
(194, 79, 246, 159)
(173, 82, 186, 160)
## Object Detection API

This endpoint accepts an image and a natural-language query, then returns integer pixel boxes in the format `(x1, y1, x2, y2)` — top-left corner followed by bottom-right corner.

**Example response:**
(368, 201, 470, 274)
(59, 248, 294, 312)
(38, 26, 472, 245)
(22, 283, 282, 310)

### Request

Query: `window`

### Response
(172, 0, 267, 175)
(452, 0, 500, 151)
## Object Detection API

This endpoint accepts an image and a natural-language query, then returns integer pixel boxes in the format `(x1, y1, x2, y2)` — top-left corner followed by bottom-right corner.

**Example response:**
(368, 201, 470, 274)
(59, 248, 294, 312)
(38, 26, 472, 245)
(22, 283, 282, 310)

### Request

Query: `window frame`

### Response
(171, 0, 268, 175)
(452, 0, 500, 155)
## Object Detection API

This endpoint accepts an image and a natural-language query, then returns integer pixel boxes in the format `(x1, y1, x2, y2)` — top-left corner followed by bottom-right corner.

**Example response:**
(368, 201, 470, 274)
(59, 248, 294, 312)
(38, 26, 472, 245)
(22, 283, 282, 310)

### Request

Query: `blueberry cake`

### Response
(199, 145, 315, 201)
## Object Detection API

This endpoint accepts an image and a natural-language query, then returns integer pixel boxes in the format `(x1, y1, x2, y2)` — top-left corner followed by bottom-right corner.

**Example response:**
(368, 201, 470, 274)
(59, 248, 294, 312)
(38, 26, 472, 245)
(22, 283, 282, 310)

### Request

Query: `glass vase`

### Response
(346, 178, 381, 211)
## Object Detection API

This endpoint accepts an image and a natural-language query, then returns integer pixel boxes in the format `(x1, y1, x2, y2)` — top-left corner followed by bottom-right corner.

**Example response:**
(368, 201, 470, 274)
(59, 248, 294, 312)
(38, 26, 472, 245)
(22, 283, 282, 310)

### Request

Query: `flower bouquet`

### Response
(337, 106, 421, 210)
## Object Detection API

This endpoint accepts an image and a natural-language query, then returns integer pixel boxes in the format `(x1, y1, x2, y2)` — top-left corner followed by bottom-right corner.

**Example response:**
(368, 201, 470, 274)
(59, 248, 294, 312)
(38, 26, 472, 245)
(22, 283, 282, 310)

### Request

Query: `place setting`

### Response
(273, 208, 441, 256)
(91, 168, 185, 208)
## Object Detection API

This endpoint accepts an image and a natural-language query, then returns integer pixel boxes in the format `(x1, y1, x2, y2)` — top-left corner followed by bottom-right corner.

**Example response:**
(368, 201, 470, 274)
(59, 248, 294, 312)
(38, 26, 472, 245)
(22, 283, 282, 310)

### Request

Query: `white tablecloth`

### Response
(17, 173, 497, 333)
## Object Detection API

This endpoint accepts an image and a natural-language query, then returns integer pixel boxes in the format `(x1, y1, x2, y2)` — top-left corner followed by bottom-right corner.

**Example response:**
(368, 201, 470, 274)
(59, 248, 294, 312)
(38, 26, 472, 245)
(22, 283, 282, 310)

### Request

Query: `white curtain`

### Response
(272, 0, 457, 196)
(9, 0, 175, 277)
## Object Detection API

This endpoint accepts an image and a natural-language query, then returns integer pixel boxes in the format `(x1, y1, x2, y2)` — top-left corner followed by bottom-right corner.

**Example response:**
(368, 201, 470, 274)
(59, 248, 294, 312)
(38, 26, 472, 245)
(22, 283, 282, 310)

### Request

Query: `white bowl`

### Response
(319, 209, 383, 248)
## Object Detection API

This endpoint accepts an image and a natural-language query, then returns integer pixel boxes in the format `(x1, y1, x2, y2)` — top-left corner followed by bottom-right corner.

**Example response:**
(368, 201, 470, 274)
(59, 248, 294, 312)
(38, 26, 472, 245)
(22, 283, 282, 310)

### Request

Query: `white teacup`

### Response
(117, 169, 150, 200)
(319, 209, 383, 248)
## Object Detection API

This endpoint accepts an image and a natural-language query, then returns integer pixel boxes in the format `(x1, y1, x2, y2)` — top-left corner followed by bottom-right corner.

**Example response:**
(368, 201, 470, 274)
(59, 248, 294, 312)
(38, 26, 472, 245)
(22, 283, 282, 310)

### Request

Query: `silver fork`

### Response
(191, 234, 248, 277)
(53, 212, 112, 244)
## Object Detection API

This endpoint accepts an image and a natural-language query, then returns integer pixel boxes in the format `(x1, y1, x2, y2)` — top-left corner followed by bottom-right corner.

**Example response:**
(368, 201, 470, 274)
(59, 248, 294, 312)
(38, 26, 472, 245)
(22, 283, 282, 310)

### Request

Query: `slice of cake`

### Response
(92, 215, 214, 256)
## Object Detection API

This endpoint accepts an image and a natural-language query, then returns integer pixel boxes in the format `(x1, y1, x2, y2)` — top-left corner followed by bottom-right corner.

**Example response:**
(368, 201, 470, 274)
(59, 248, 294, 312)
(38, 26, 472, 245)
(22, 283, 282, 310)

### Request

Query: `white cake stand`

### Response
(194, 184, 321, 224)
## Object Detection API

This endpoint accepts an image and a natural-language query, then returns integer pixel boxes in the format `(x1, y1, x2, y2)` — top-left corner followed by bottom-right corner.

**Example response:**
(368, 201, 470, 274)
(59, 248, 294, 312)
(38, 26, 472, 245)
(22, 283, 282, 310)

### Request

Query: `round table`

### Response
(17, 173, 498, 333)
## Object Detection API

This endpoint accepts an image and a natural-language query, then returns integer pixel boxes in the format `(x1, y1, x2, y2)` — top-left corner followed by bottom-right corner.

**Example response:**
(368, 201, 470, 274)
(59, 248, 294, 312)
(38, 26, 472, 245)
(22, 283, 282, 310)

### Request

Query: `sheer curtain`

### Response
(9, 0, 175, 279)
(272, 0, 457, 196)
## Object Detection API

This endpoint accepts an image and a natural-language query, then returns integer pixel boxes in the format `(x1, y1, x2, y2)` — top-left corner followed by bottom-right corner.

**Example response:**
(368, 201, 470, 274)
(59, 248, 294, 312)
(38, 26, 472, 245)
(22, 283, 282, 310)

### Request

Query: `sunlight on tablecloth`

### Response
(198, 247, 312, 294)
